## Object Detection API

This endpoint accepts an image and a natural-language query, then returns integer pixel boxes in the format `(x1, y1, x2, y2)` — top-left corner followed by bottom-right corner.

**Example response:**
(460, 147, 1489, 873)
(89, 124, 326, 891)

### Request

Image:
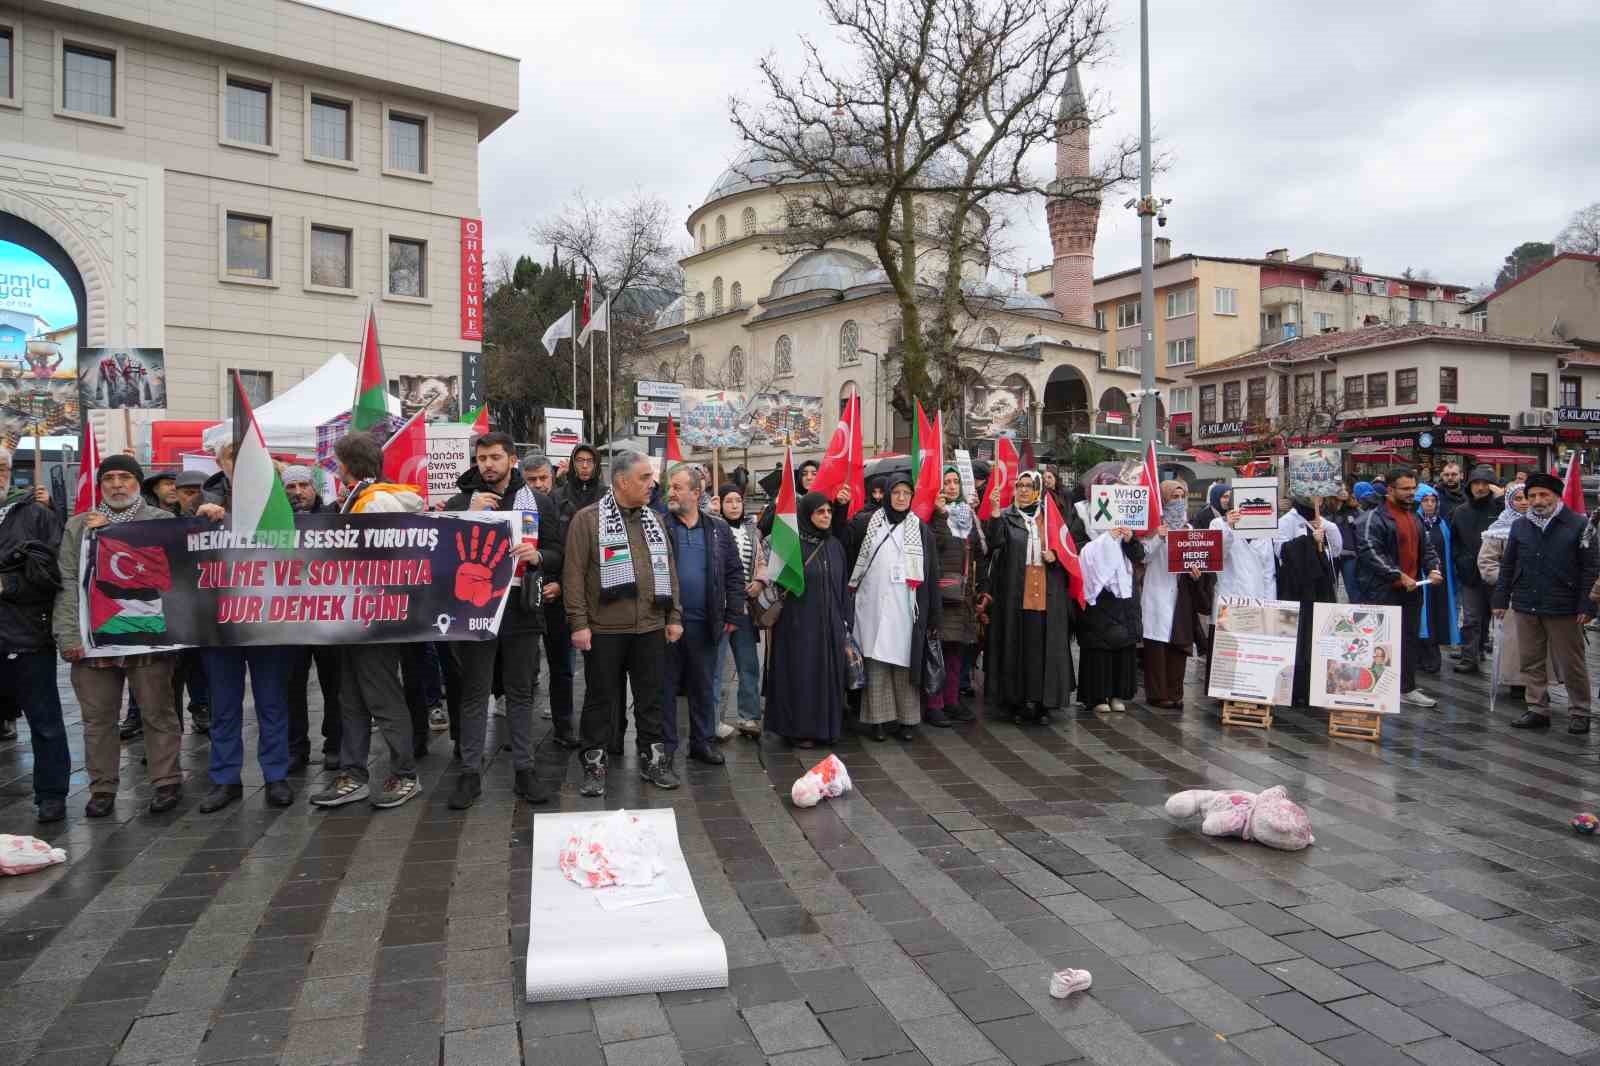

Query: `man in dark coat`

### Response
(1432, 461, 1468, 517)
(1354, 467, 1443, 708)
(554, 442, 602, 520)
(1449, 465, 1502, 674)
(1493, 470, 1599, 733)
(442, 431, 561, 807)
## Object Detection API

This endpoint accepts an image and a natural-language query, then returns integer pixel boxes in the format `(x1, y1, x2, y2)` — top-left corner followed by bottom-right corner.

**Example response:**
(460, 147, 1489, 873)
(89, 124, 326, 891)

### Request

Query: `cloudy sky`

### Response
(330, 0, 1598, 291)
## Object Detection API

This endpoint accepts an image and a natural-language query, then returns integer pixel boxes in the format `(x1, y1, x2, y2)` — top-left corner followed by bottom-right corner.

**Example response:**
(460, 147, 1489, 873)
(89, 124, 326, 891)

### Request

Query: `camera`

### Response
(1157, 213, 1167, 227)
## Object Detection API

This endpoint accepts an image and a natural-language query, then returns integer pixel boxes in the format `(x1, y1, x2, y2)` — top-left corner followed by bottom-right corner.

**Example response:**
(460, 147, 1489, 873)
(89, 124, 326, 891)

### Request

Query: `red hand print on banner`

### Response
(454, 523, 510, 607)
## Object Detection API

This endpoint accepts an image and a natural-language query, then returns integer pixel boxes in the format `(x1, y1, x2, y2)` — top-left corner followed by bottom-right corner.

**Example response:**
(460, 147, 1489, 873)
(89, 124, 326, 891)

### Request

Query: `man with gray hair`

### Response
(563, 450, 682, 796)
(521, 452, 578, 748)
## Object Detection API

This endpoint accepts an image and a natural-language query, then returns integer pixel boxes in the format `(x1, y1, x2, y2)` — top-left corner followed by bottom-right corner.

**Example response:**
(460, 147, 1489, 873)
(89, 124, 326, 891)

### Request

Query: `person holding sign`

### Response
(981, 470, 1073, 724)
(1353, 467, 1443, 709)
(1141, 480, 1212, 709)
(1277, 496, 1342, 706)
(1209, 493, 1276, 603)
(1071, 493, 1144, 716)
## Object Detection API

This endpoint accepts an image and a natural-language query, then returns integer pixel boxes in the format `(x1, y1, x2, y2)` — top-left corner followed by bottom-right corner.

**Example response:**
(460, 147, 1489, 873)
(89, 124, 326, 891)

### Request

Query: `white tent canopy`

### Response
(200, 353, 401, 454)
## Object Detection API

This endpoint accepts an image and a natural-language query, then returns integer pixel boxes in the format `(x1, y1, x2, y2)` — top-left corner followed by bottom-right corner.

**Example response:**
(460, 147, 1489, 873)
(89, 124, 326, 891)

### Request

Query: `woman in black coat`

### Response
(983, 471, 1074, 724)
(1071, 507, 1145, 712)
(762, 492, 851, 747)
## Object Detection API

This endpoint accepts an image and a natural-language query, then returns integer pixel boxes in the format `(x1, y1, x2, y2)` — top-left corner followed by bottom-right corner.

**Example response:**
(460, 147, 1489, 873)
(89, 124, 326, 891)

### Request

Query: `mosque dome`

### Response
(653, 294, 686, 329)
(768, 249, 877, 300)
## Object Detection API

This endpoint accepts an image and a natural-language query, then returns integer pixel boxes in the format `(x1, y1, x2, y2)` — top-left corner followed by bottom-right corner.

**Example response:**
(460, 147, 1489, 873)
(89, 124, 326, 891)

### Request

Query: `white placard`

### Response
(635, 380, 684, 400)
(953, 449, 977, 505)
(544, 408, 585, 460)
(425, 423, 474, 507)
(1310, 602, 1402, 716)
(1231, 476, 1280, 538)
(1087, 484, 1152, 533)
(1207, 596, 1300, 706)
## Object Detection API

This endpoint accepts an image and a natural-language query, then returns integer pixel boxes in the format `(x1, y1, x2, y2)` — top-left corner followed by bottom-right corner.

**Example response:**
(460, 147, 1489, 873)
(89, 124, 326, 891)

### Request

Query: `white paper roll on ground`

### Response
(526, 808, 729, 1001)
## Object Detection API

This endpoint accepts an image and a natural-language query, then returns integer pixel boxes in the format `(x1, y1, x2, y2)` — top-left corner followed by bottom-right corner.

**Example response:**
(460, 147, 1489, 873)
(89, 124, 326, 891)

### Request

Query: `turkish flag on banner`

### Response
(1042, 491, 1086, 608)
(1138, 439, 1162, 534)
(1563, 451, 1586, 516)
(382, 409, 429, 488)
(976, 436, 1019, 520)
(814, 393, 866, 518)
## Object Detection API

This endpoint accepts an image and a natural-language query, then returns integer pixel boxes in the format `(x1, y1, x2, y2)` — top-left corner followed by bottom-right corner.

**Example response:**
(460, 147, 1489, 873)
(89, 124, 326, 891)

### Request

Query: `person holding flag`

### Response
(923, 467, 983, 727)
(1139, 480, 1212, 710)
(981, 470, 1076, 724)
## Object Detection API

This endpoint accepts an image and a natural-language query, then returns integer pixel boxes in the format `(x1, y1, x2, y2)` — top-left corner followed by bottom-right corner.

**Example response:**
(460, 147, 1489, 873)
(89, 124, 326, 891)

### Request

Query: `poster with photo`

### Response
(79, 347, 167, 412)
(1208, 596, 1300, 705)
(0, 238, 81, 443)
(1288, 448, 1343, 499)
(396, 374, 461, 422)
(1230, 476, 1280, 539)
(1310, 602, 1401, 715)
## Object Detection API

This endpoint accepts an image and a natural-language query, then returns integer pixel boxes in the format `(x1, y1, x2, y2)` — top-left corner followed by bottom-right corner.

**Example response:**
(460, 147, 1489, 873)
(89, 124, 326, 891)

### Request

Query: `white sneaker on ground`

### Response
(715, 721, 735, 742)
(735, 719, 763, 738)
(1109, 698, 1127, 713)
(1401, 689, 1437, 708)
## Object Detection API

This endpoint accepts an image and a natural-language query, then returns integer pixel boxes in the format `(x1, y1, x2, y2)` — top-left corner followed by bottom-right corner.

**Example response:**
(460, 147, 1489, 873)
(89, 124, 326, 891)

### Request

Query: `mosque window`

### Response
(694, 292, 705, 318)
(839, 320, 860, 366)
(712, 277, 723, 314)
(716, 216, 726, 244)
(775, 335, 793, 377)
(980, 327, 1000, 347)
(728, 346, 744, 385)
(691, 353, 706, 387)
(730, 282, 742, 308)
(741, 207, 757, 236)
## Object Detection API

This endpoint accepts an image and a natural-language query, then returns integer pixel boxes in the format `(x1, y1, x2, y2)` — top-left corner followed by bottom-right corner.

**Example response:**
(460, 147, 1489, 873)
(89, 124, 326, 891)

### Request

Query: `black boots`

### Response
(448, 771, 482, 810)
(515, 768, 549, 804)
(1511, 710, 1552, 729)
(579, 749, 606, 797)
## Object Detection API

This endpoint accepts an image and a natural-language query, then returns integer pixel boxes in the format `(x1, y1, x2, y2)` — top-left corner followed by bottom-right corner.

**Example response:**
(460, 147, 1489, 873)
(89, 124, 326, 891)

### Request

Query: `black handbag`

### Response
(922, 636, 946, 696)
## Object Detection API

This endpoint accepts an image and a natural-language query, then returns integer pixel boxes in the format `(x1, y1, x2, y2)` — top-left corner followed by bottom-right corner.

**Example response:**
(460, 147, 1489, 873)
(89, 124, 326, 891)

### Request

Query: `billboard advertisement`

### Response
(0, 239, 80, 443)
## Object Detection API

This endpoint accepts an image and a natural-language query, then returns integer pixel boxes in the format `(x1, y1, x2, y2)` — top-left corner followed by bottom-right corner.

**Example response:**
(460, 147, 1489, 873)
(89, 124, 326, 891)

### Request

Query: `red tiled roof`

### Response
(1186, 323, 1575, 377)
(1468, 253, 1600, 312)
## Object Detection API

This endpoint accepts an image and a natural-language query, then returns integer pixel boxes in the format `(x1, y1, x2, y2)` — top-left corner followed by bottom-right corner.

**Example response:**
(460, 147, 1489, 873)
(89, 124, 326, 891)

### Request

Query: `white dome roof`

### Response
(653, 294, 685, 329)
(704, 147, 808, 206)
(769, 249, 877, 299)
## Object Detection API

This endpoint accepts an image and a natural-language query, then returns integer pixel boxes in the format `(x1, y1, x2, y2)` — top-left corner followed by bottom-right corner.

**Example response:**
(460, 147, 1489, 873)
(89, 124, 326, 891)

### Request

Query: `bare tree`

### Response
(730, 0, 1138, 420)
(535, 190, 684, 304)
(1557, 202, 1600, 254)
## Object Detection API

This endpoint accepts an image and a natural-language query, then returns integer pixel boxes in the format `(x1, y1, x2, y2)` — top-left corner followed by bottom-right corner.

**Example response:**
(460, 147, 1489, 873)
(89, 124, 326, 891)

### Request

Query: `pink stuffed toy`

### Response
(1164, 786, 1314, 851)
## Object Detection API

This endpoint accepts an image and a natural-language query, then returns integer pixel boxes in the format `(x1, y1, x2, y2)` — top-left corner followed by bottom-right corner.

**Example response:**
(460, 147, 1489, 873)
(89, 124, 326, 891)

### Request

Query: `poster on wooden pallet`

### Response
(1309, 602, 1402, 715)
(1207, 596, 1300, 706)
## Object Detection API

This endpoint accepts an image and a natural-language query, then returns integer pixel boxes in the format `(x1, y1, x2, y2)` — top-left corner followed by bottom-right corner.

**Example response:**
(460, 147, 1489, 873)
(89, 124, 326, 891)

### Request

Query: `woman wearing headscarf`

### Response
(1140, 480, 1211, 708)
(1277, 495, 1342, 706)
(1072, 501, 1144, 715)
(850, 474, 941, 741)
(714, 483, 766, 737)
(1040, 465, 1070, 515)
(1210, 492, 1277, 602)
(1477, 480, 1544, 701)
(982, 470, 1074, 723)
(1414, 484, 1461, 675)
(1193, 482, 1231, 530)
(763, 492, 851, 747)
(926, 467, 984, 726)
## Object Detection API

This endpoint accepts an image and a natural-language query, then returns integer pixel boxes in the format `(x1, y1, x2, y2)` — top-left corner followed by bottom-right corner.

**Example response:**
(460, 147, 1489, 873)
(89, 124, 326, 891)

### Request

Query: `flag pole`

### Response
(570, 299, 578, 409)
(587, 330, 595, 448)
(605, 322, 614, 475)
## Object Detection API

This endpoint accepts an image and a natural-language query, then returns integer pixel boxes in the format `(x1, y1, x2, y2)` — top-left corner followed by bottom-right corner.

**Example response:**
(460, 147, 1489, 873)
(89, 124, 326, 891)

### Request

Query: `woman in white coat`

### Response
(1211, 505, 1277, 601)
(1276, 497, 1343, 705)
(1141, 480, 1212, 708)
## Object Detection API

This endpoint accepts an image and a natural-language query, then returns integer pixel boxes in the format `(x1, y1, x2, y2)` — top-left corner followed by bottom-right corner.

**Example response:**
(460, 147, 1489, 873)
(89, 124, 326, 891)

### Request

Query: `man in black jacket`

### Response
(443, 432, 560, 808)
(1432, 461, 1468, 517)
(1354, 468, 1443, 708)
(283, 466, 342, 770)
(0, 449, 70, 822)
(520, 453, 577, 749)
(555, 442, 602, 520)
(1493, 471, 1599, 733)
(1449, 465, 1502, 674)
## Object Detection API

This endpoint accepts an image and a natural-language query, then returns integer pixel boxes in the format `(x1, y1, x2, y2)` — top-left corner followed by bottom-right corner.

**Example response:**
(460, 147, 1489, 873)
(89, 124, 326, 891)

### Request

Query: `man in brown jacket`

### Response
(563, 450, 682, 796)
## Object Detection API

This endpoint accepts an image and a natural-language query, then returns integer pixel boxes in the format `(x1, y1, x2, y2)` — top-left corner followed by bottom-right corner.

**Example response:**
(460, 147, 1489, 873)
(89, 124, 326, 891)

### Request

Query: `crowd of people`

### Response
(1, 436, 1595, 826)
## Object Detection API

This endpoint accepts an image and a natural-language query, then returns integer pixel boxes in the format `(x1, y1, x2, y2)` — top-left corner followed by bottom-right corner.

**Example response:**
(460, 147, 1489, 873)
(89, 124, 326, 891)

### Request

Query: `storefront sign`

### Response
(459, 218, 484, 341)
(1208, 597, 1300, 706)
(1560, 408, 1600, 424)
(1087, 484, 1151, 533)
(1198, 420, 1246, 439)
(1340, 411, 1510, 431)
(636, 399, 682, 418)
(1310, 602, 1402, 715)
(460, 351, 485, 413)
(0, 237, 81, 443)
(636, 380, 684, 400)
(1167, 529, 1223, 572)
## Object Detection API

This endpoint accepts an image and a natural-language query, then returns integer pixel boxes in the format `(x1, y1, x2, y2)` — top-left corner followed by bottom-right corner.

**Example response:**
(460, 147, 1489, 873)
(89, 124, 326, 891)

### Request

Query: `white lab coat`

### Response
(855, 530, 914, 667)
(1211, 517, 1276, 602)
(1276, 510, 1342, 560)
(1141, 530, 1183, 642)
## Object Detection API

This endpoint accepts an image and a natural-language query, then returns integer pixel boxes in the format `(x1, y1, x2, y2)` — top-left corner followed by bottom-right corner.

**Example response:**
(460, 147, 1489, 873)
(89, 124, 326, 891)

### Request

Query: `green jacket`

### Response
(53, 503, 174, 654)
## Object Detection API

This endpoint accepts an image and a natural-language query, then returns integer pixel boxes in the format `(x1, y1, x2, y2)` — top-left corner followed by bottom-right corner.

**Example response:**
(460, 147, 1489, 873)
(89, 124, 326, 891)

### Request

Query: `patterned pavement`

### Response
(5, 652, 1600, 1065)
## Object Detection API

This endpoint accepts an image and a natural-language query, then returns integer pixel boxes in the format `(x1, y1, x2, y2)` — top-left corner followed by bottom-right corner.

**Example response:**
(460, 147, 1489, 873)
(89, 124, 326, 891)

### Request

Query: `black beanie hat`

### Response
(98, 454, 144, 484)
(1524, 472, 1563, 496)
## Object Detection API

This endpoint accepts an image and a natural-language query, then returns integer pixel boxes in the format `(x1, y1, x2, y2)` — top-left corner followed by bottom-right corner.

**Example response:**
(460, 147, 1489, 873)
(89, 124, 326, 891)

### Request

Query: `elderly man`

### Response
(1494, 471, 1599, 733)
(1353, 467, 1443, 709)
(282, 465, 342, 771)
(53, 456, 183, 817)
(563, 449, 682, 796)
(521, 453, 578, 748)
(175, 469, 206, 515)
(142, 471, 179, 514)
(0, 449, 71, 822)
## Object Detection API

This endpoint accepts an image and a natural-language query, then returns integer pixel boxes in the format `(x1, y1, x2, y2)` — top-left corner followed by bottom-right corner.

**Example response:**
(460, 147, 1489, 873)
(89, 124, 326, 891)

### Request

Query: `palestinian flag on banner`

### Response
(461, 402, 490, 436)
(90, 536, 171, 641)
(762, 446, 805, 596)
(231, 372, 296, 547)
(351, 306, 389, 431)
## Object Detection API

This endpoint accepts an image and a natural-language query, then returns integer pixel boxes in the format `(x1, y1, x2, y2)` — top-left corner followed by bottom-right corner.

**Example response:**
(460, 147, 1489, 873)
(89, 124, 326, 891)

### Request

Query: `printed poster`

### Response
(1310, 602, 1401, 715)
(1087, 484, 1151, 533)
(0, 238, 80, 443)
(426, 423, 475, 507)
(1231, 476, 1280, 539)
(953, 449, 978, 505)
(1208, 596, 1300, 706)
(544, 408, 584, 459)
(1167, 529, 1223, 572)
(1288, 447, 1343, 499)
(397, 373, 461, 422)
(79, 347, 166, 412)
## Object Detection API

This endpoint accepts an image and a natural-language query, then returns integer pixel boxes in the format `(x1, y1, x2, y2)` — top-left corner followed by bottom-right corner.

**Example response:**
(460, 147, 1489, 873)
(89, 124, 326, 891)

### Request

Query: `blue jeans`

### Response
(712, 615, 762, 721)
(661, 620, 717, 754)
(4, 650, 70, 801)
(205, 646, 292, 785)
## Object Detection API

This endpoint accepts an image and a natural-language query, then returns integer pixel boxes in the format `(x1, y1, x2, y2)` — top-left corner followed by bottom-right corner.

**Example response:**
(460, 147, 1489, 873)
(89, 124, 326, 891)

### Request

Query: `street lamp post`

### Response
(1129, 0, 1169, 449)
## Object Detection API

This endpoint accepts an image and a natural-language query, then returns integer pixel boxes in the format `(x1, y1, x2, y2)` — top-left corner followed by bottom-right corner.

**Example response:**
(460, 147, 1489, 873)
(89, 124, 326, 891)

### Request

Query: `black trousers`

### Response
(581, 631, 665, 755)
(288, 646, 342, 758)
(541, 600, 575, 730)
(438, 640, 464, 743)
(1459, 582, 1492, 661)
(1385, 588, 1422, 694)
(399, 644, 431, 751)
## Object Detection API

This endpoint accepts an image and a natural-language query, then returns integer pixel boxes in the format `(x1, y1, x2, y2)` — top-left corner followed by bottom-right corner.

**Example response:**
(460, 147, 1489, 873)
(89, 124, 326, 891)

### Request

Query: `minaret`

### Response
(1046, 64, 1100, 326)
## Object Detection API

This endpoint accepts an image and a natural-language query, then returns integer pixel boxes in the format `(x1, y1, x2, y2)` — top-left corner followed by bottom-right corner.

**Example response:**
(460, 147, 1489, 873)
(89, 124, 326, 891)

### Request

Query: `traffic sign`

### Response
(637, 400, 682, 417)
(635, 419, 661, 436)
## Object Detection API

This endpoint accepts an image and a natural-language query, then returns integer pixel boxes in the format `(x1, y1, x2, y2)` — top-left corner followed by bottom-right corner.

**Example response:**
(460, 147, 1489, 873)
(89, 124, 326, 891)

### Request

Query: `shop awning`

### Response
(1185, 448, 1221, 463)
(1350, 450, 1410, 464)
(1069, 433, 1191, 460)
(1461, 448, 1540, 465)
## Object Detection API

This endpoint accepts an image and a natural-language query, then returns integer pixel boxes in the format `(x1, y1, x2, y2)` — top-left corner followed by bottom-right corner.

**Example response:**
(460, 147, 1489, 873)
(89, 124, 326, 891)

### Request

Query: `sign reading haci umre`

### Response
(1166, 528, 1223, 572)
(460, 218, 484, 341)
(1087, 484, 1151, 533)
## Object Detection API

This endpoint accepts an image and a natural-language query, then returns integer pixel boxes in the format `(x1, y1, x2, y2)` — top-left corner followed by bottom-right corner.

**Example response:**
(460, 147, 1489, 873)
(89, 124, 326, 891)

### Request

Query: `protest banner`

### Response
(1208, 596, 1300, 706)
(1087, 484, 1151, 533)
(1310, 602, 1401, 716)
(1231, 476, 1280, 538)
(1167, 528, 1223, 572)
(80, 512, 517, 655)
(426, 423, 475, 507)
(953, 449, 978, 504)
(1288, 447, 1343, 498)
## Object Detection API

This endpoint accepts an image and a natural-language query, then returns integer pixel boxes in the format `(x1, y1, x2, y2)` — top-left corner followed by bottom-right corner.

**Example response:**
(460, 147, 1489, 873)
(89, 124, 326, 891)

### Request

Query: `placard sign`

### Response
(1087, 484, 1151, 533)
(1231, 476, 1280, 538)
(1208, 597, 1300, 706)
(426, 423, 474, 507)
(953, 449, 978, 504)
(1287, 447, 1343, 498)
(1310, 602, 1401, 715)
(1167, 528, 1223, 572)
(544, 408, 584, 460)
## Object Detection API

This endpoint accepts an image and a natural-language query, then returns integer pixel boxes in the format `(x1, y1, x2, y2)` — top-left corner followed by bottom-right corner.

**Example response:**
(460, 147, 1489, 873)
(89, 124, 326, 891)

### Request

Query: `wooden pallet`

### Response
(1221, 701, 1272, 729)
(1328, 710, 1382, 741)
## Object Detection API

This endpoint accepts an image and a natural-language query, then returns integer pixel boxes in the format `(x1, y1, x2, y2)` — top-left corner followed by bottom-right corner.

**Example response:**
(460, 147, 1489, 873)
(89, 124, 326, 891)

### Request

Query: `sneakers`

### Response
(735, 719, 763, 738)
(641, 743, 680, 789)
(371, 775, 423, 809)
(579, 749, 607, 797)
(310, 774, 370, 807)
(198, 783, 243, 813)
(715, 721, 735, 741)
(428, 705, 449, 733)
(448, 771, 481, 810)
(1401, 689, 1437, 708)
(492, 696, 506, 718)
(514, 768, 549, 805)
(119, 717, 143, 740)
(1109, 698, 1128, 713)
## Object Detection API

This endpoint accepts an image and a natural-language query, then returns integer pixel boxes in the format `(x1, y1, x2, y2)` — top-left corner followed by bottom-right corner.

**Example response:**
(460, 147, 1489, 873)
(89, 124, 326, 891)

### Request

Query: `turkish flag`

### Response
(977, 437, 1019, 520)
(665, 414, 684, 461)
(814, 393, 866, 517)
(1138, 439, 1161, 534)
(1563, 451, 1586, 516)
(74, 419, 100, 515)
(1042, 491, 1086, 608)
(96, 537, 172, 593)
(910, 402, 942, 523)
(382, 409, 429, 488)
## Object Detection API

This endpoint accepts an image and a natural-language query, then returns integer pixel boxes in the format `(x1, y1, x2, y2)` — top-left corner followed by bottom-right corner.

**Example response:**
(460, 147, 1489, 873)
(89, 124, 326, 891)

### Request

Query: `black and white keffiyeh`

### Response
(96, 500, 145, 524)
(597, 491, 671, 605)
(848, 506, 925, 590)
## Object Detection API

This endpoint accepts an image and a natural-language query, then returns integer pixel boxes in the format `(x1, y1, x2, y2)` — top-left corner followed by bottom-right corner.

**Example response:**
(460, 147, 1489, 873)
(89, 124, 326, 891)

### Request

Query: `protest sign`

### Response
(80, 512, 516, 655)
(953, 449, 978, 504)
(1231, 476, 1280, 538)
(426, 423, 474, 507)
(1087, 484, 1151, 533)
(1208, 596, 1300, 705)
(1310, 602, 1401, 715)
(1288, 447, 1343, 498)
(544, 408, 584, 459)
(1167, 529, 1223, 572)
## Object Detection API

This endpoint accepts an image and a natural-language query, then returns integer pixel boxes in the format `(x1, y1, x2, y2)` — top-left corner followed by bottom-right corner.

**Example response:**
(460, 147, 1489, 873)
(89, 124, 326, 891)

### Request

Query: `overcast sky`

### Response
(329, 0, 1598, 291)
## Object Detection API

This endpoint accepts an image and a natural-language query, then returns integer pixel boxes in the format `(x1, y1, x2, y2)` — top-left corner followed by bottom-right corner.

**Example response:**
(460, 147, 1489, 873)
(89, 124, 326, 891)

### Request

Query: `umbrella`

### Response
(1488, 616, 1503, 718)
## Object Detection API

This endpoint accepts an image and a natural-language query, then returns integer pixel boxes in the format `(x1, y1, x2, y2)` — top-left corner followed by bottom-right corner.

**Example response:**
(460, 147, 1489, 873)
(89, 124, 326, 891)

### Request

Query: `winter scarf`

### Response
(849, 505, 925, 590)
(1481, 484, 1526, 542)
(1414, 485, 1461, 644)
(1082, 531, 1132, 602)
(96, 498, 147, 524)
(1528, 499, 1564, 533)
(597, 490, 671, 605)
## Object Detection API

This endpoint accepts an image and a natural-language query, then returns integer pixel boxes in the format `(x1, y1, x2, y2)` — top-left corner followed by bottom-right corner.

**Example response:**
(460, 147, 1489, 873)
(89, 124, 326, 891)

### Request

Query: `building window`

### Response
(1247, 377, 1266, 421)
(1295, 373, 1315, 412)
(1165, 288, 1196, 318)
(1117, 301, 1141, 329)
(307, 94, 354, 163)
(1396, 368, 1418, 406)
(1409, 300, 1421, 323)
(979, 327, 1000, 347)
(1117, 347, 1141, 369)
(1367, 372, 1388, 407)
(1214, 287, 1238, 315)
(775, 335, 793, 376)
(1561, 375, 1582, 409)
(741, 207, 756, 237)
(840, 320, 860, 365)
(233, 369, 273, 408)
(1169, 386, 1193, 414)
(693, 292, 705, 318)
(657, 361, 672, 382)
(382, 104, 431, 178)
(1166, 337, 1195, 366)
(728, 346, 744, 385)
(699, 224, 707, 249)
(1322, 370, 1338, 408)
(1094, 308, 1107, 331)
(712, 277, 723, 314)
(1470, 310, 1487, 332)
(1439, 366, 1458, 404)
(715, 216, 726, 244)
(386, 235, 426, 299)
(690, 353, 706, 388)
(1222, 382, 1242, 421)
(1199, 385, 1217, 424)
(63, 42, 116, 117)
(223, 74, 273, 147)
(307, 224, 353, 292)
(1344, 375, 1365, 409)
(1312, 311, 1334, 333)
(1, 26, 15, 105)
(1532, 372, 1549, 408)
(224, 212, 273, 281)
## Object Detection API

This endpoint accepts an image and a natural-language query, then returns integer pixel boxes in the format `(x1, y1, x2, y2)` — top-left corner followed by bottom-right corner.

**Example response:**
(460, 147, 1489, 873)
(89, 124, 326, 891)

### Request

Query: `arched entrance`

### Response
(0, 213, 89, 443)
(1041, 365, 1091, 453)
(1096, 387, 1133, 437)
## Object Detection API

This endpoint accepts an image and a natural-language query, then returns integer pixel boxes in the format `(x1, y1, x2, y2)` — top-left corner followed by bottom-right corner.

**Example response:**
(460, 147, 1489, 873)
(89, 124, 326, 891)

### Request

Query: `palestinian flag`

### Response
(90, 536, 171, 641)
(762, 446, 805, 597)
(351, 306, 389, 431)
(461, 402, 490, 436)
(910, 400, 942, 523)
(231, 372, 296, 548)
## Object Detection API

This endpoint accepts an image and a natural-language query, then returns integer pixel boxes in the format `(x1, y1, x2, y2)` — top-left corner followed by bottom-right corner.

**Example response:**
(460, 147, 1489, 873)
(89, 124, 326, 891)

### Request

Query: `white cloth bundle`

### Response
(0, 834, 66, 876)
(558, 811, 667, 889)
(790, 754, 853, 808)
